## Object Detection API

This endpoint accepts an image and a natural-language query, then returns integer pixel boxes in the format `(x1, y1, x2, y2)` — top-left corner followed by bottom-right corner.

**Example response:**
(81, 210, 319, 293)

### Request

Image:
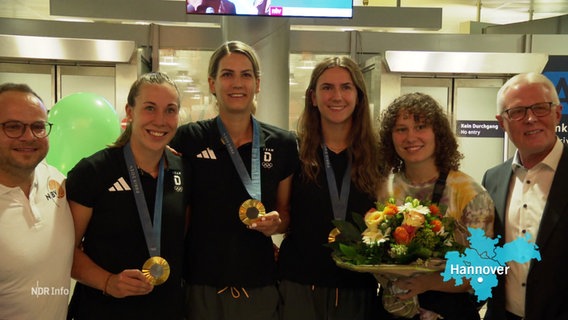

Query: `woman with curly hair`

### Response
(278, 56, 390, 320)
(377, 92, 495, 320)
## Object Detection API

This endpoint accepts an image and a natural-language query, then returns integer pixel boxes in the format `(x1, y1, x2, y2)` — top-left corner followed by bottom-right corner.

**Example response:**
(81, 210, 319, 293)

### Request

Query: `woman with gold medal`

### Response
(170, 40, 299, 320)
(66, 72, 188, 319)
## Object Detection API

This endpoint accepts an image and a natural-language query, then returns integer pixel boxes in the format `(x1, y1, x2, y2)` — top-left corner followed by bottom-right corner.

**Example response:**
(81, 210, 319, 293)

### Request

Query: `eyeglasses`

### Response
(501, 102, 554, 121)
(0, 121, 53, 139)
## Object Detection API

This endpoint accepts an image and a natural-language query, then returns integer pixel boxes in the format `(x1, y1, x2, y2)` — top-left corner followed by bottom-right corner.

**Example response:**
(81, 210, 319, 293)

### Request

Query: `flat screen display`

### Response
(186, 0, 353, 18)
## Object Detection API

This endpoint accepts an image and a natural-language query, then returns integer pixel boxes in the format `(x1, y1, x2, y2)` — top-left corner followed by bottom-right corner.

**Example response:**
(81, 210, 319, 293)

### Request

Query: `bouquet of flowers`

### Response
(328, 196, 465, 318)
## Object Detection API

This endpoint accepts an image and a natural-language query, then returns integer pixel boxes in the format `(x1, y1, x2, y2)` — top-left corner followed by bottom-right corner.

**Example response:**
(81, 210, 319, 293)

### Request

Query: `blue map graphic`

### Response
(441, 227, 541, 301)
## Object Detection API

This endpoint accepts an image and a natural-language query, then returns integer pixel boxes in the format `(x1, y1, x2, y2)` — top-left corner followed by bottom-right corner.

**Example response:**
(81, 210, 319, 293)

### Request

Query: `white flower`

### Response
(399, 202, 430, 215)
(362, 228, 388, 245)
(442, 237, 454, 247)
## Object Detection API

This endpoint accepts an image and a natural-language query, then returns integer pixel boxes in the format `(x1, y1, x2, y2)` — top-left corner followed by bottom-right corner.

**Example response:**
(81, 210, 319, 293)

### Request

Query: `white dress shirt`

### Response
(504, 138, 563, 316)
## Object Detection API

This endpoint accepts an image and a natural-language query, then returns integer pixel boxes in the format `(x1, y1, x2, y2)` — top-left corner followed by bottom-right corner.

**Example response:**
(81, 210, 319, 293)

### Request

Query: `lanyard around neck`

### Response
(322, 144, 352, 221)
(431, 171, 448, 204)
(216, 115, 262, 201)
(123, 142, 165, 257)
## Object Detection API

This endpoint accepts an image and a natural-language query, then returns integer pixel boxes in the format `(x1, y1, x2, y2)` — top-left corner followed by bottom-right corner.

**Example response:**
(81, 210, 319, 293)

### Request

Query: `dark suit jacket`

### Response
(482, 143, 568, 320)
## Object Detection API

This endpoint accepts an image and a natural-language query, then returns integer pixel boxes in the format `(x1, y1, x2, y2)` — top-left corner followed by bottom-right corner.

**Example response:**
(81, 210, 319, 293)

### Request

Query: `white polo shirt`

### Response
(0, 161, 74, 320)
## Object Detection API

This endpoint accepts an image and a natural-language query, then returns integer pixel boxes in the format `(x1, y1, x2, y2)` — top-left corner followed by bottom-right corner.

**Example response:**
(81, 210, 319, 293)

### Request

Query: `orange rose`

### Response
(402, 224, 416, 235)
(384, 204, 398, 216)
(431, 219, 443, 233)
(393, 226, 411, 245)
(429, 204, 441, 217)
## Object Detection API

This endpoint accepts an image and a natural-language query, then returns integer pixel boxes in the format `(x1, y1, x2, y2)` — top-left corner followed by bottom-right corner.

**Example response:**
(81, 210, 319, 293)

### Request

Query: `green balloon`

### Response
(46, 92, 121, 176)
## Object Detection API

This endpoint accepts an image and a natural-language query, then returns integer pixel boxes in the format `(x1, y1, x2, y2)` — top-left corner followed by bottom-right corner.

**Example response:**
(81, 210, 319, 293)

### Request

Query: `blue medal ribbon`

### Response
(322, 144, 352, 221)
(216, 115, 262, 201)
(123, 142, 165, 257)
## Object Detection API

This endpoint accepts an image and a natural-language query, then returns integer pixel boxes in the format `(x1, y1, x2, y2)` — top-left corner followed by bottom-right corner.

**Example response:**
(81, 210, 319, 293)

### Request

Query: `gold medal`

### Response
(239, 199, 266, 225)
(142, 256, 170, 285)
(328, 227, 341, 243)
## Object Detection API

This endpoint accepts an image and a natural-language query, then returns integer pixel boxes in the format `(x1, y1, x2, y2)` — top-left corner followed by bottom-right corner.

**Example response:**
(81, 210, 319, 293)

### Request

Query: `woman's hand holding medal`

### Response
(103, 269, 154, 298)
(248, 211, 282, 237)
(239, 199, 282, 236)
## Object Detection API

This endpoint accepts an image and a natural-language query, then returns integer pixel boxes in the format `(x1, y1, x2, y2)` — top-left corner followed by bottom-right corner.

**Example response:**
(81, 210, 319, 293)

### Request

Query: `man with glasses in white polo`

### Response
(0, 83, 74, 319)
(482, 73, 568, 320)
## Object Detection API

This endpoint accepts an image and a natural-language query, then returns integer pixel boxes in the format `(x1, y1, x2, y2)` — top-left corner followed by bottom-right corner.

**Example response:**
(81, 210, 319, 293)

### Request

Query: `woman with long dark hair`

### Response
(278, 56, 387, 320)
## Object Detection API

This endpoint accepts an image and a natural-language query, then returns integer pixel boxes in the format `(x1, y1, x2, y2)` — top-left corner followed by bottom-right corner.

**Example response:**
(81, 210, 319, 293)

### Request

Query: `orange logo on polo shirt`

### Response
(45, 179, 65, 201)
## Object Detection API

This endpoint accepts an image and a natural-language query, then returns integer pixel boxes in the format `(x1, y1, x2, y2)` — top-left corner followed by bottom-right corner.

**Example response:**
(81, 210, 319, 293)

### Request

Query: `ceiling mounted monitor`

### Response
(186, 0, 353, 18)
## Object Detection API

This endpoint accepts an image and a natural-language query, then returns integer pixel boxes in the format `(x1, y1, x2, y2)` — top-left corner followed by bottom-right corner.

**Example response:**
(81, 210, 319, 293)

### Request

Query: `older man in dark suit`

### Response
(482, 72, 568, 320)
